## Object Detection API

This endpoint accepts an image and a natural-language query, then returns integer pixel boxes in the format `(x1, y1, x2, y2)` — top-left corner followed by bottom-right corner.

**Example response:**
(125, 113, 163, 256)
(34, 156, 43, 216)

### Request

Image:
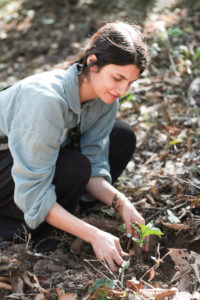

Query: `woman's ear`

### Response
(86, 54, 98, 71)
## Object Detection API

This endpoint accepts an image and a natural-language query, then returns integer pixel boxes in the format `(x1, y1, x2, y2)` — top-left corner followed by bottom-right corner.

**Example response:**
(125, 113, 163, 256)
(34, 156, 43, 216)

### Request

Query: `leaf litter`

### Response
(0, 0, 200, 299)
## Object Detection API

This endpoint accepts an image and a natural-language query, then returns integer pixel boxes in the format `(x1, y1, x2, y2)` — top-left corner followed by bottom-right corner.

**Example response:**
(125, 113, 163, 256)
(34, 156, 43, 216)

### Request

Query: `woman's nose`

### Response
(116, 83, 129, 95)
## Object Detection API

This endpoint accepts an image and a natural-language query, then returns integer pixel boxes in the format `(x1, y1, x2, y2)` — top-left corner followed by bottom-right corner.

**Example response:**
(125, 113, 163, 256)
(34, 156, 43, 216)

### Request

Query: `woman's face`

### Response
(88, 63, 141, 104)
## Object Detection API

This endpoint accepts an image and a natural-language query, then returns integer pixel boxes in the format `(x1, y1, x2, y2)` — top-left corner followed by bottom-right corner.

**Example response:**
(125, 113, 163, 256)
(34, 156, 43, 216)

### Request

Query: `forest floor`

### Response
(0, 0, 200, 299)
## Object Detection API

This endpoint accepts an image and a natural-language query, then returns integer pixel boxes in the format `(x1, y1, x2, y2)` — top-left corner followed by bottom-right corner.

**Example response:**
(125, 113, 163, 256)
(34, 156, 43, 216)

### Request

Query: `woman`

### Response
(0, 21, 148, 272)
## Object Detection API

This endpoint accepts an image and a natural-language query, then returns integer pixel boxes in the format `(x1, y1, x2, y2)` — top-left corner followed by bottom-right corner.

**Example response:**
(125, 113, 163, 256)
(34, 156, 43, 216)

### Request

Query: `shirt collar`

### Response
(63, 63, 82, 115)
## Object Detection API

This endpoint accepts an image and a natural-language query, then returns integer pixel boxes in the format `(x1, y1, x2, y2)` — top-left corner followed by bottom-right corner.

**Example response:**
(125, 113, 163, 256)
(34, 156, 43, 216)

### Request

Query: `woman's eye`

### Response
(113, 77, 121, 81)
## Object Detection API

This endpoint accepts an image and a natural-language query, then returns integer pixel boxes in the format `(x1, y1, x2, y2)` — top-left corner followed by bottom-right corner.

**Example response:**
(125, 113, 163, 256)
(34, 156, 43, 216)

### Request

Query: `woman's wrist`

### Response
(112, 193, 120, 210)
(111, 192, 127, 211)
(86, 225, 102, 245)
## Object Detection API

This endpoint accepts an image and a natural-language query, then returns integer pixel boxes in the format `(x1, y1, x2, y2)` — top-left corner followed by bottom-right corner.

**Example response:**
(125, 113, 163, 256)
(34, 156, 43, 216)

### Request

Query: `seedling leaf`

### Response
(88, 278, 115, 293)
(121, 259, 130, 270)
(194, 48, 200, 60)
(139, 223, 164, 238)
(117, 223, 126, 233)
(131, 222, 164, 247)
(168, 27, 183, 37)
(131, 223, 142, 238)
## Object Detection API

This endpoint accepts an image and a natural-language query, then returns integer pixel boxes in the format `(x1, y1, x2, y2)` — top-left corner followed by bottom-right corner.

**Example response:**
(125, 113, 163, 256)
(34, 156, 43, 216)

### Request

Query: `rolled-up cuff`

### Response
(91, 166, 111, 183)
(24, 185, 56, 229)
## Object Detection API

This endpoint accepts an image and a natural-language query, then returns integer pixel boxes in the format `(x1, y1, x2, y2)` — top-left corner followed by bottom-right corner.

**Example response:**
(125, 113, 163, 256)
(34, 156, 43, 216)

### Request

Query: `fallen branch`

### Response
(0, 255, 20, 271)
(0, 281, 12, 291)
(82, 215, 120, 235)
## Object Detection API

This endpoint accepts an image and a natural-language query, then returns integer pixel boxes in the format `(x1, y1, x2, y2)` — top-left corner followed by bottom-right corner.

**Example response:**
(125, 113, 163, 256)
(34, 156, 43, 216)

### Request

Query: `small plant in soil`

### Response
(131, 221, 164, 248)
(87, 260, 130, 299)
(86, 222, 164, 298)
(129, 221, 164, 261)
(88, 278, 115, 299)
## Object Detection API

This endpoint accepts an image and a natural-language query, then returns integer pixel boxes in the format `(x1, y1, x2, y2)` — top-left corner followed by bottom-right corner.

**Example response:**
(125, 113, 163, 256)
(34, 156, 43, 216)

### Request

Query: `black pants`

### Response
(0, 120, 136, 242)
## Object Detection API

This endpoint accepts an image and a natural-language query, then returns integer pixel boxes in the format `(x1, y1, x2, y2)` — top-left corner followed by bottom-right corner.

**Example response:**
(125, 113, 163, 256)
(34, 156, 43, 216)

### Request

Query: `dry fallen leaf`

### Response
(139, 287, 178, 299)
(58, 293, 78, 300)
(56, 288, 77, 300)
(162, 223, 190, 230)
(91, 287, 124, 299)
(190, 251, 200, 264)
(169, 249, 200, 284)
(10, 275, 24, 294)
(149, 268, 156, 281)
(170, 264, 193, 283)
(35, 294, 46, 300)
(192, 291, 200, 300)
(172, 291, 193, 300)
(26, 271, 49, 294)
(23, 272, 35, 289)
(177, 274, 193, 292)
(169, 249, 190, 266)
(71, 237, 85, 253)
(0, 281, 12, 291)
(126, 277, 144, 291)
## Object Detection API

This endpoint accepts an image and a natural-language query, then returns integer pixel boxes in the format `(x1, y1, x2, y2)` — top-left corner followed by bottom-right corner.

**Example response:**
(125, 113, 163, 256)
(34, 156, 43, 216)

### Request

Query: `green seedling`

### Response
(131, 221, 164, 248)
(87, 260, 130, 299)
(88, 278, 115, 293)
(119, 259, 130, 288)
(168, 27, 183, 37)
(88, 278, 115, 299)
(193, 47, 200, 60)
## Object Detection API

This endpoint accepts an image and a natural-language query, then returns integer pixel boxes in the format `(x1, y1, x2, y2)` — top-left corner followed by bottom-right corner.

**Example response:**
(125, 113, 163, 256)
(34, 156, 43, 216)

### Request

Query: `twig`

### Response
(173, 176, 200, 190)
(0, 282, 12, 291)
(134, 292, 147, 300)
(146, 204, 172, 223)
(84, 259, 113, 282)
(171, 201, 188, 211)
(140, 249, 172, 281)
(168, 51, 179, 76)
(145, 207, 163, 210)
(161, 102, 171, 124)
(146, 194, 155, 205)
(150, 174, 200, 190)
(25, 250, 60, 262)
(140, 279, 155, 289)
(102, 261, 119, 284)
(137, 123, 157, 148)
(84, 258, 121, 289)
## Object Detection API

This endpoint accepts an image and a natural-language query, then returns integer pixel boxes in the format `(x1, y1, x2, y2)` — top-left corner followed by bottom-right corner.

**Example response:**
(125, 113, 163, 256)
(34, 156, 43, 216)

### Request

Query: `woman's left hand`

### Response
(116, 194, 148, 251)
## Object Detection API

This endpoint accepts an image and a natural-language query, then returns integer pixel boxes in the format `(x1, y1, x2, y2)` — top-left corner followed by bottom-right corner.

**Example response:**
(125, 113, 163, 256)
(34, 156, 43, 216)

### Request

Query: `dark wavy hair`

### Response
(76, 21, 148, 76)
(57, 21, 148, 76)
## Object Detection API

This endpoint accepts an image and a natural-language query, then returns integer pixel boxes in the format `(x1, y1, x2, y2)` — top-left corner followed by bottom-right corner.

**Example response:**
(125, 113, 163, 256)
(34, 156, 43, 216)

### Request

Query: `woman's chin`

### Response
(100, 93, 117, 104)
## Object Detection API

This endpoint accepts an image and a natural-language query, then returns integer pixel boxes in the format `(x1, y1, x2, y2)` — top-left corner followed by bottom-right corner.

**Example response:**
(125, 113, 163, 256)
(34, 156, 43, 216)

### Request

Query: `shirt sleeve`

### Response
(8, 87, 66, 229)
(80, 101, 118, 183)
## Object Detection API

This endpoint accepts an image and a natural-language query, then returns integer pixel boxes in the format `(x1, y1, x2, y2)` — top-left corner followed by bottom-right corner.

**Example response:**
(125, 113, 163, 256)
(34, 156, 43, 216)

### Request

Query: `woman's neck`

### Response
(78, 75, 96, 103)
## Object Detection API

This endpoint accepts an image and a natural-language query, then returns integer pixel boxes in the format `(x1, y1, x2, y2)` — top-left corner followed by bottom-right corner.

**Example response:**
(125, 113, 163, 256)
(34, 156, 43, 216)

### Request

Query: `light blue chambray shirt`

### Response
(0, 63, 118, 229)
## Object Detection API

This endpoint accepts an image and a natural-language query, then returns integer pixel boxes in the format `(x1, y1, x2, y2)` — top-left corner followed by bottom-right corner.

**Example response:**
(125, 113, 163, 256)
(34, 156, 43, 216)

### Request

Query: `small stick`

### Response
(140, 249, 172, 281)
(0, 282, 12, 291)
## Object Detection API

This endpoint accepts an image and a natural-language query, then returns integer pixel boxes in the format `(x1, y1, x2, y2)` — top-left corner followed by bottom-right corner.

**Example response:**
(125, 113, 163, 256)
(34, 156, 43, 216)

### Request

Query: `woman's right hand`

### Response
(45, 203, 127, 272)
(90, 229, 128, 272)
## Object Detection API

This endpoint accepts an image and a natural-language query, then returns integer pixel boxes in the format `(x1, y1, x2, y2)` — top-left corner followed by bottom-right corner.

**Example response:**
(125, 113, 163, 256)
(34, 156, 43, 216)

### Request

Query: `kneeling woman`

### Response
(0, 21, 148, 271)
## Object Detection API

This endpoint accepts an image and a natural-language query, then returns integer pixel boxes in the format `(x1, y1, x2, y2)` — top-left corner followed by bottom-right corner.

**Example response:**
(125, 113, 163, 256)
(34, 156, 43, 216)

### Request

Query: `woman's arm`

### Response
(45, 202, 127, 272)
(86, 177, 146, 240)
(45, 202, 98, 242)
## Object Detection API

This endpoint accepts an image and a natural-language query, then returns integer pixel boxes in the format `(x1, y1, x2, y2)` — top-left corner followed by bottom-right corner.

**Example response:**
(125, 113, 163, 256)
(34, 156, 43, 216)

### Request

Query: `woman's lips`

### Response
(109, 92, 120, 98)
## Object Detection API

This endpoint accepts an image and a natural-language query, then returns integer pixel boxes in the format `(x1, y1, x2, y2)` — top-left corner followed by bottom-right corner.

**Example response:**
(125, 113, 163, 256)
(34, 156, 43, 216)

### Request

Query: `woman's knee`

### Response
(110, 120, 136, 157)
(53, 148, 91, 189)
(74, 152, 91, 185)
(119, 121, 136, 151)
